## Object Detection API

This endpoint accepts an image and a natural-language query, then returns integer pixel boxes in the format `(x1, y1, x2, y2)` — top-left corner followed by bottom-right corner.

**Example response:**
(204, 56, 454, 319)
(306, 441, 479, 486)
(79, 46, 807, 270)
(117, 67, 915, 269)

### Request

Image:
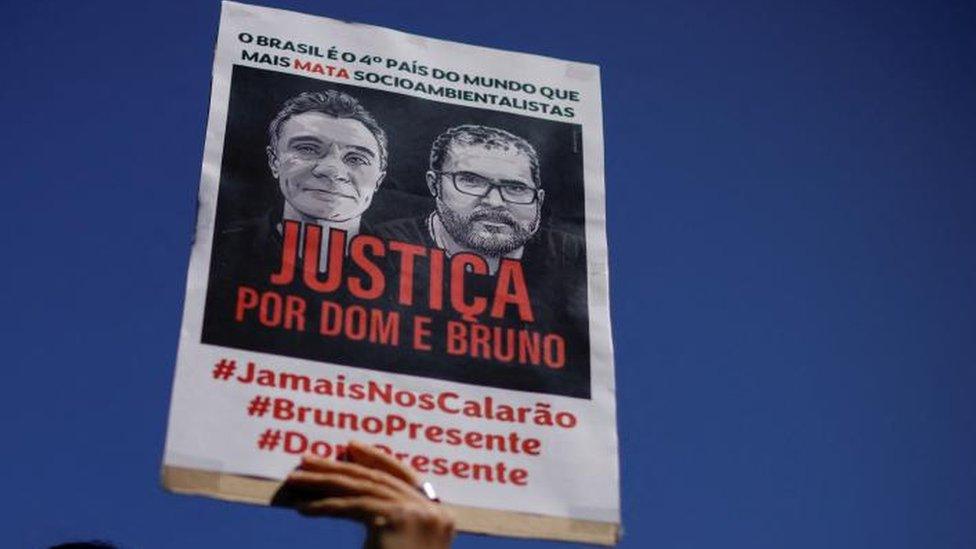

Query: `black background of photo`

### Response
(202, 65, 590, 398)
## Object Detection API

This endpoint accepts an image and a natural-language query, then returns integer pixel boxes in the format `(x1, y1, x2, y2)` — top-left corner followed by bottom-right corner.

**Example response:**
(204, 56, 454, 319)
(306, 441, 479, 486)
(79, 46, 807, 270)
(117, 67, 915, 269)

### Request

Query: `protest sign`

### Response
(162, 2, 619, 543)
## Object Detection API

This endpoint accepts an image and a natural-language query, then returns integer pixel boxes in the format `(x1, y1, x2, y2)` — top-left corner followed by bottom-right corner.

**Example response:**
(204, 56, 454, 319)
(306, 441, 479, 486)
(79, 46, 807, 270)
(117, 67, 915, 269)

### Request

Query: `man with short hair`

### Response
(204, 90, 388, 349)
(266, 90, 387, 242)
(211, 89, 387, 286)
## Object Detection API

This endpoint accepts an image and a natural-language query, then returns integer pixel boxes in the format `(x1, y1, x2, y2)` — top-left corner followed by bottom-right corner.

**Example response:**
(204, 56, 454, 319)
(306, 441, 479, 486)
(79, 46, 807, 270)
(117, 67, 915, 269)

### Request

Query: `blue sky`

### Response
(2, 1, 974, 547)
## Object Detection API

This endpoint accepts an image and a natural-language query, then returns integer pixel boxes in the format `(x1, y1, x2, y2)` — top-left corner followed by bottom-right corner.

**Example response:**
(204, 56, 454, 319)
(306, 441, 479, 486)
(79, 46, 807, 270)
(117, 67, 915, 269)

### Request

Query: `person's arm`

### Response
(282, 440, 455, 549)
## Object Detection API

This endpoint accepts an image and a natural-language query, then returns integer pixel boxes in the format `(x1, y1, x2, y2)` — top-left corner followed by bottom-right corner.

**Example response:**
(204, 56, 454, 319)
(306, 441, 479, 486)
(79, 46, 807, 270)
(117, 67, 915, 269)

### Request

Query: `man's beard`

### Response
(437, 202, 539, 255)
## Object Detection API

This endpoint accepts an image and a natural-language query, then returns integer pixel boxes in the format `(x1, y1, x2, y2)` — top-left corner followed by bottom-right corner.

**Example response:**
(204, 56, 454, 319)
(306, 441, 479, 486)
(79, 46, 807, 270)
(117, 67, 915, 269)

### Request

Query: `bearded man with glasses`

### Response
(424, 124, 545, 276)
(378, 125, 583, 279)
(375, 126, 588, 394)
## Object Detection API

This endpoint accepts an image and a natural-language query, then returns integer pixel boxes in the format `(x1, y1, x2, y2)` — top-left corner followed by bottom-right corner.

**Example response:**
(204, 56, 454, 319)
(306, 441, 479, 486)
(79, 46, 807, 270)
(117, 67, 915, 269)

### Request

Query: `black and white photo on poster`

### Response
(202, 65, 591, 398)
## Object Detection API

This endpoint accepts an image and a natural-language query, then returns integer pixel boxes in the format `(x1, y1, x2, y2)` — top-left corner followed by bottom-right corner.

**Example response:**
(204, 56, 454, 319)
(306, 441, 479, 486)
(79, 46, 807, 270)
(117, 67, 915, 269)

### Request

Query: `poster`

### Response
(163, 2, 619, 543)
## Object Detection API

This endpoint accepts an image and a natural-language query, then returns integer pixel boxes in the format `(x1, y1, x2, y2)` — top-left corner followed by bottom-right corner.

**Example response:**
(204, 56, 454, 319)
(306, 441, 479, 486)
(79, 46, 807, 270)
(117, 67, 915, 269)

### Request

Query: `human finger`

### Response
(346, 440, 419, 486)
(298, 454, 422, 499)
(284, 470, 403, 502)
(297, 495, 399, 524)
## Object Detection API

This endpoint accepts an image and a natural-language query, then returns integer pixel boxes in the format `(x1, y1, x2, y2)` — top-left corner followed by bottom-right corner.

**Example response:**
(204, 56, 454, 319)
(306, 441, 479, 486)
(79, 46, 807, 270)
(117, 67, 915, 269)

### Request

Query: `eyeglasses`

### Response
(435, 171, 541, 204)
